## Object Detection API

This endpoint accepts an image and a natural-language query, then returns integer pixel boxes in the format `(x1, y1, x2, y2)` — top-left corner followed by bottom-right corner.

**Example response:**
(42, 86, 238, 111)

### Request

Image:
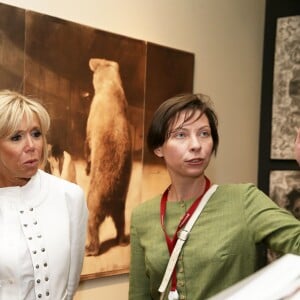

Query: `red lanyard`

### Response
(160, 176, 211, 291)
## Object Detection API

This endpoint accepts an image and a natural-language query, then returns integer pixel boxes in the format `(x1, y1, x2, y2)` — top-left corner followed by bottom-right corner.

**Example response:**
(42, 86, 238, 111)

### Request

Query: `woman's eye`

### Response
(32, 130, 42, 138)
(174, 131, 186, 139)
(199, 130, 211, 137)
(10, 134, 22, 141)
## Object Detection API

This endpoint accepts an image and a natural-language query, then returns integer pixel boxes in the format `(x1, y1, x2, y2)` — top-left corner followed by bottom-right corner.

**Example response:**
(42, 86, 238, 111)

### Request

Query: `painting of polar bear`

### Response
(85, 58, 132, 256)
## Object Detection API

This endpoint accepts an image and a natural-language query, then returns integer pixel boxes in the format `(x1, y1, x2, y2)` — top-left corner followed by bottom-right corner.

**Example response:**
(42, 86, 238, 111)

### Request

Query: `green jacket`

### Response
(129, 184, 300, 300)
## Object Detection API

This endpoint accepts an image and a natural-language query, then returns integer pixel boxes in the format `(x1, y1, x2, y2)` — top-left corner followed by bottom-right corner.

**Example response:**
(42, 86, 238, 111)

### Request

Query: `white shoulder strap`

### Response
(158, 184, 219, 296)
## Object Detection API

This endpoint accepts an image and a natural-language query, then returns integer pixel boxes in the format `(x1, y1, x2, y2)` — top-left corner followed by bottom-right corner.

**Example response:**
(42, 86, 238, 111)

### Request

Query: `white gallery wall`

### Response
(0, 0, 266, 298)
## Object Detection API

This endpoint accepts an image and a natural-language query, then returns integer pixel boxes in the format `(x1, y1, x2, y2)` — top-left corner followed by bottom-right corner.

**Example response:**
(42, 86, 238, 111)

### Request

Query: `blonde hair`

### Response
(0, 90, 50, 167)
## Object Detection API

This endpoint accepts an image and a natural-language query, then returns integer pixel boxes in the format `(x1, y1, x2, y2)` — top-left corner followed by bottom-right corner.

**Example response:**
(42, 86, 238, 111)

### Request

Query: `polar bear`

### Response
(85, 58, 132, 256)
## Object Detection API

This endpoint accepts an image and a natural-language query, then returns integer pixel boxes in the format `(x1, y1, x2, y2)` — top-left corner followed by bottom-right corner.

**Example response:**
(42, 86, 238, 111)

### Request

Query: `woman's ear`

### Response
(154, 147, 163, 158)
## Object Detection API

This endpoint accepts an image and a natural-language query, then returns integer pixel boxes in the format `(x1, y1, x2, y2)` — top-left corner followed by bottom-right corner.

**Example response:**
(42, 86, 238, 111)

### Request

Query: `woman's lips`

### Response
(24, 159, 39, 166)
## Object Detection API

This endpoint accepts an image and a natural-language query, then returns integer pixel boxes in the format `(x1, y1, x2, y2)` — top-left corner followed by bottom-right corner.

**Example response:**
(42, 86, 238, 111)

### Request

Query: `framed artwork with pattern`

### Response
(258, 0, 300, 196)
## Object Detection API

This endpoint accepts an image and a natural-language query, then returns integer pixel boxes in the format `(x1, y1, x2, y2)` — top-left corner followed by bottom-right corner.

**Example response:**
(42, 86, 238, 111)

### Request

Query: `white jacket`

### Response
(0, 170, 88, 300)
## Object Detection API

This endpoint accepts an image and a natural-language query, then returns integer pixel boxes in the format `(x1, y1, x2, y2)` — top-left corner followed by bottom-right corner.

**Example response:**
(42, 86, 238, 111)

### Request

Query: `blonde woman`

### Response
(0, 90, 88, 300)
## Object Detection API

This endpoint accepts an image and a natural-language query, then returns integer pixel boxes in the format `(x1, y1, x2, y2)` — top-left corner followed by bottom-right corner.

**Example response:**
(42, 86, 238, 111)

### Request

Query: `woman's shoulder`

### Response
(217, 183, 257, 192)
(38, 170, 87, 217)
(38, 169, 85, 197)
(132, 194, 161, 216)
(215, 183, 268, 203)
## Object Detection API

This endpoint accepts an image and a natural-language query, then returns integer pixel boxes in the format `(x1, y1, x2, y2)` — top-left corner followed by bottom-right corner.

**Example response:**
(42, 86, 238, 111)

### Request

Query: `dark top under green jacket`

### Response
(129, 184, 300, 300)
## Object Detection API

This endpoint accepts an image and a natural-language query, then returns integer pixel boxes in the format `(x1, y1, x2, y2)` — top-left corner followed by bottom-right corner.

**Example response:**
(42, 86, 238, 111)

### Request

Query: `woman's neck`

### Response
(0, 175, 30, 188)
(168, 176, 207, 202)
